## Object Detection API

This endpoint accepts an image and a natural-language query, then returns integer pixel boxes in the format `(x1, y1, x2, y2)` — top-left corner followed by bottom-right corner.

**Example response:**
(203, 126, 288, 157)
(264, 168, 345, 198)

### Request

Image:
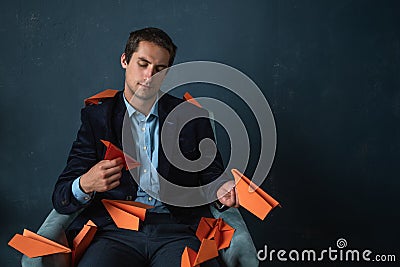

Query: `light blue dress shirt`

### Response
(72, 94, 168, 213)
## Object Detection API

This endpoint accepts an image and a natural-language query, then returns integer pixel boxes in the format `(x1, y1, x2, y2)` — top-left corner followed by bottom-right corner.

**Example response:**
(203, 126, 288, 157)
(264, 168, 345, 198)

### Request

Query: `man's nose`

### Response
(144, 66, 157, 79)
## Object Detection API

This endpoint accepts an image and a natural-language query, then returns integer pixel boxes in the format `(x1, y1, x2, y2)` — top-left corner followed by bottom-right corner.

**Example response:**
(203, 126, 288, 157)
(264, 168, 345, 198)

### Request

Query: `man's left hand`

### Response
(216, 180, 240, 208)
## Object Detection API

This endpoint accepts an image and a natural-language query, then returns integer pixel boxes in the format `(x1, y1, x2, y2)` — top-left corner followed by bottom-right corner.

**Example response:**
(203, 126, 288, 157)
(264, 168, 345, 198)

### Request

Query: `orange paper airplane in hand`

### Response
(102, 199, 153, 231)
(231, 169, 280, 220)
(196, 217, 235, 250)
(72, 220, 97, 266)
(8, 229, 71, 258)
(101, 140, 141, 170)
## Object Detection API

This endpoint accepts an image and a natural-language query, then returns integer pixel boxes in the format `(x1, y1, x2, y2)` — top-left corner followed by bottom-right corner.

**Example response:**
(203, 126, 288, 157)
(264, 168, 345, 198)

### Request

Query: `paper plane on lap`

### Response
(231, 169, 280, 220)
(183, 92, 202, 108)
(100, 139, 141, 170)
(181, 217, 234, 267)
(181, 240, 219, 267)
(196, 217, 235, 250)
(84, 89, 119, 105)
(181, 247, 198, 267)
(72, 220, 97, 266)
(8, 229, 71, 258)
(102, 199, 154, 231)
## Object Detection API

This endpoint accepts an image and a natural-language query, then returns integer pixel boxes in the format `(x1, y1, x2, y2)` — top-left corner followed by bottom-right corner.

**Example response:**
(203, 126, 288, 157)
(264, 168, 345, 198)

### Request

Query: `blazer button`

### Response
(126, 195, 133, 201)
(61, 200, 69, 206)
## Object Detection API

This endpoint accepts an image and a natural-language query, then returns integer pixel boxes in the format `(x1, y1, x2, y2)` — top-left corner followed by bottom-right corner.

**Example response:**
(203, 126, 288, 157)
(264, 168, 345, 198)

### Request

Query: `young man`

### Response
(52, 27, 237, 266)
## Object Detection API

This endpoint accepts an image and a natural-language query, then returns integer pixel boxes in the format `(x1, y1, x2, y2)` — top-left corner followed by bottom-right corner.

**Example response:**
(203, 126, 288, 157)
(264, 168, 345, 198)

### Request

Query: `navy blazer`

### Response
(52, 91, 228, 231)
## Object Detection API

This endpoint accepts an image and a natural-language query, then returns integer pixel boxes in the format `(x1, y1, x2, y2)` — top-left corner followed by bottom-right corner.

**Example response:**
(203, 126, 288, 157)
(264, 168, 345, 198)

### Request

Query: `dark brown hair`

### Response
(124, 27, 177, 66)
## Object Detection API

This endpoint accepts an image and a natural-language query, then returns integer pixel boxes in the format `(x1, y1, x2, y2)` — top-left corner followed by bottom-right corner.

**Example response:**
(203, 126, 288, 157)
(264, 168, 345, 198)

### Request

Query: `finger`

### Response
(106, 179, 121, 190)
(100, 158, 124, 169)
(104, 171, 122, 184)
(103, 164, 124, 176)
(233, 187, 240, 208)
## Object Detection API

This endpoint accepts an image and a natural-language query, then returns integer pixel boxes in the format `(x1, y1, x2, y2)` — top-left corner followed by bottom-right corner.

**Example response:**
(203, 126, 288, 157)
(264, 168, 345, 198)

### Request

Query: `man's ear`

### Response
(120, 53, 128, 69)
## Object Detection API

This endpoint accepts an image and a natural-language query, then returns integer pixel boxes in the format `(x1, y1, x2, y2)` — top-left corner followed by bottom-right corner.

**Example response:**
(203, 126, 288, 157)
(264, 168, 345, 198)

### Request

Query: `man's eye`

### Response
(156, 67, 166, 73)
(138, 62, 147, 67)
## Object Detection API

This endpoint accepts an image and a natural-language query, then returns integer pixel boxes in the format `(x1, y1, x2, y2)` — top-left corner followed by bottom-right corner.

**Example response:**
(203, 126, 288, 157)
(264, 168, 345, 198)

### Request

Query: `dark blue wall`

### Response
(1, 1, 399, 266)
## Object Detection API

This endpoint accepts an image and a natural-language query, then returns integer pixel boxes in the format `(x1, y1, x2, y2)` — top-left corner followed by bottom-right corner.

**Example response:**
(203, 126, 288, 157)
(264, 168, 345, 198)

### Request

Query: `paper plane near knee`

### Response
(72, 220, 97, 266)
(231, 169, 280, 220)
(196, 217, 235, 250)
(8, 229, 71, 258)
(181, 239, 219, 267)
(8, 220, 96, 262)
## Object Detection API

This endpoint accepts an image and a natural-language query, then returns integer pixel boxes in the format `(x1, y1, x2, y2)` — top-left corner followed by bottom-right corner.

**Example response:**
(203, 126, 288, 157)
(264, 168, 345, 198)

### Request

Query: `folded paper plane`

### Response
(102, 199, 154, 231)
(72, 220, 97, 266)
(181, 217, 234, 267)
(8, 229, 71, 258)
(9, 220, 97, 264)
(196, 217, 235, 250)
(181, 239, 219, 267)
(231, 169, 280, 220)
(181, 247, 198, 267)
(101, 139, 141, 170)
(183, 92, 202, 108)
(84, 89, 119, 105)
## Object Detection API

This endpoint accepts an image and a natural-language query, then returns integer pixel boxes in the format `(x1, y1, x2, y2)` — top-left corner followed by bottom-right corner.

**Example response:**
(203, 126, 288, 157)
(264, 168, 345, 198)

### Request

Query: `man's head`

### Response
(121, 28, 176, 109)
(124, 27, 177, 67)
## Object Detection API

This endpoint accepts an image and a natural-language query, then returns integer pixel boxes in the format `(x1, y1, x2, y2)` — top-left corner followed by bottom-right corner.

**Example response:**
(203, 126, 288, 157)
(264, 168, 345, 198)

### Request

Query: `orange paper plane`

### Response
(84, 89, 119, 105)
(72, 220, 97, 266)
(183, 92, 202, 108)
(181, 247, 198, 267)
(196, 217, 235, 250)
(100, 140, 141, 170)
(8, 229, 71, 258)
(102, 199, 154, 231)
(181, 239, 219, 267)
(231, 169, 280, 220)
(181, 217, 234, 267)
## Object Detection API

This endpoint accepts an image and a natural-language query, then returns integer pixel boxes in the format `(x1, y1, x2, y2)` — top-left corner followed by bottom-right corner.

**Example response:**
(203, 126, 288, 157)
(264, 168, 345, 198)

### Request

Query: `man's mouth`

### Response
(138, 83, 152, 89)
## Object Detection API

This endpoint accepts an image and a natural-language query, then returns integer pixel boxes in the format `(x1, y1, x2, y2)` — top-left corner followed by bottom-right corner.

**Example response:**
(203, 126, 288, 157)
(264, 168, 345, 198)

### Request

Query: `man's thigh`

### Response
(77, 226, 147, 267)
(147, 224, 221, 267)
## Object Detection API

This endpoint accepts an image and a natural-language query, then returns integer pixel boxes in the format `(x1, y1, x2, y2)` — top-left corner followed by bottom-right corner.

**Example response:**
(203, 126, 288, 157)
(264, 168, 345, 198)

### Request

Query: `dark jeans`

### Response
(77, 213, 221, 267)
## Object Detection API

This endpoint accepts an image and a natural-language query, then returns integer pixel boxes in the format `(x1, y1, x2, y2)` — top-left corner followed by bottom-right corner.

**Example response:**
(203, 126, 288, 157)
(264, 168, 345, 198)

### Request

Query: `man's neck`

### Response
(124, 93, 157, 116)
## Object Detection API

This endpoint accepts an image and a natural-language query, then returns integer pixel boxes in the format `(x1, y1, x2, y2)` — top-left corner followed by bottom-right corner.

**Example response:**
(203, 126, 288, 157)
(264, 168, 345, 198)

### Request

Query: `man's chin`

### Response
(133, 91, 158, 101)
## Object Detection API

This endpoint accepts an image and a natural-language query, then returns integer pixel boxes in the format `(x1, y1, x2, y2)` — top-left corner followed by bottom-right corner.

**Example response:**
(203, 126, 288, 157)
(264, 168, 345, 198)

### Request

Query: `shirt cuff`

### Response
(72, 177, 93, 204)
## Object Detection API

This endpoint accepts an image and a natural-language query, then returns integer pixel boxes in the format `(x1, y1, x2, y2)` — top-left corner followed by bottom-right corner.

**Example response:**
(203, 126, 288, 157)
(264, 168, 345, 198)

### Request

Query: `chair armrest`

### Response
(210, 206, 259, 267)
(21, 209, 81, 267)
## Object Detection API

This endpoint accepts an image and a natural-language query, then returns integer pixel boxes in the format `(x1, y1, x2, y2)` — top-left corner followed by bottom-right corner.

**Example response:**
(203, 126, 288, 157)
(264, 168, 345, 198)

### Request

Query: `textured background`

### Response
(1, 0, 399, 266)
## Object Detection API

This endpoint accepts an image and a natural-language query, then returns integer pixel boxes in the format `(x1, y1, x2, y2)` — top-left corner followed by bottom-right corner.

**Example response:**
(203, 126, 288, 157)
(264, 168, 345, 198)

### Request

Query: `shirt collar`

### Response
(123, 93, 159, 119)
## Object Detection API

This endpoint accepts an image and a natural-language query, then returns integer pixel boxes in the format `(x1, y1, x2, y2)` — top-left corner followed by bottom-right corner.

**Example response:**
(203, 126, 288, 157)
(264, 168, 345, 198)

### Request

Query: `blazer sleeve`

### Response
(52, 107, 99, 214)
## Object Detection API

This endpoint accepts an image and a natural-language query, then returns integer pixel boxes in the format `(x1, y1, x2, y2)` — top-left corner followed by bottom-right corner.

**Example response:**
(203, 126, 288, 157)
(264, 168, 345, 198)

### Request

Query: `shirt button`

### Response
(148, 197, 152, 201)
(143, 146, 147, 150)
(143, 169, 147, 173)
(141, 127, 145, 132)
(84, 196, 90, 200)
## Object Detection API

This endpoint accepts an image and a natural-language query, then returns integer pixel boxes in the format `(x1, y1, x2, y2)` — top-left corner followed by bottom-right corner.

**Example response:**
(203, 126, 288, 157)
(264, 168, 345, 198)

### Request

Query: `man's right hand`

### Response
(80, 158, 124, 194)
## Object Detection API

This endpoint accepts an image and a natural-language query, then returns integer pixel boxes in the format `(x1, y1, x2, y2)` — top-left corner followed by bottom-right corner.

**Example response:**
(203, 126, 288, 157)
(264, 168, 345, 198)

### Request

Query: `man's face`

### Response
(121, 41, 170, 102)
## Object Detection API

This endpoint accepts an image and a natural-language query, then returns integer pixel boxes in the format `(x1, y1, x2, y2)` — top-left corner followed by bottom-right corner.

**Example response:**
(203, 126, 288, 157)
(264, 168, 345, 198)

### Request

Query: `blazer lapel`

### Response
(111, 91, 126, 148)
(157, 94, 177, 180)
